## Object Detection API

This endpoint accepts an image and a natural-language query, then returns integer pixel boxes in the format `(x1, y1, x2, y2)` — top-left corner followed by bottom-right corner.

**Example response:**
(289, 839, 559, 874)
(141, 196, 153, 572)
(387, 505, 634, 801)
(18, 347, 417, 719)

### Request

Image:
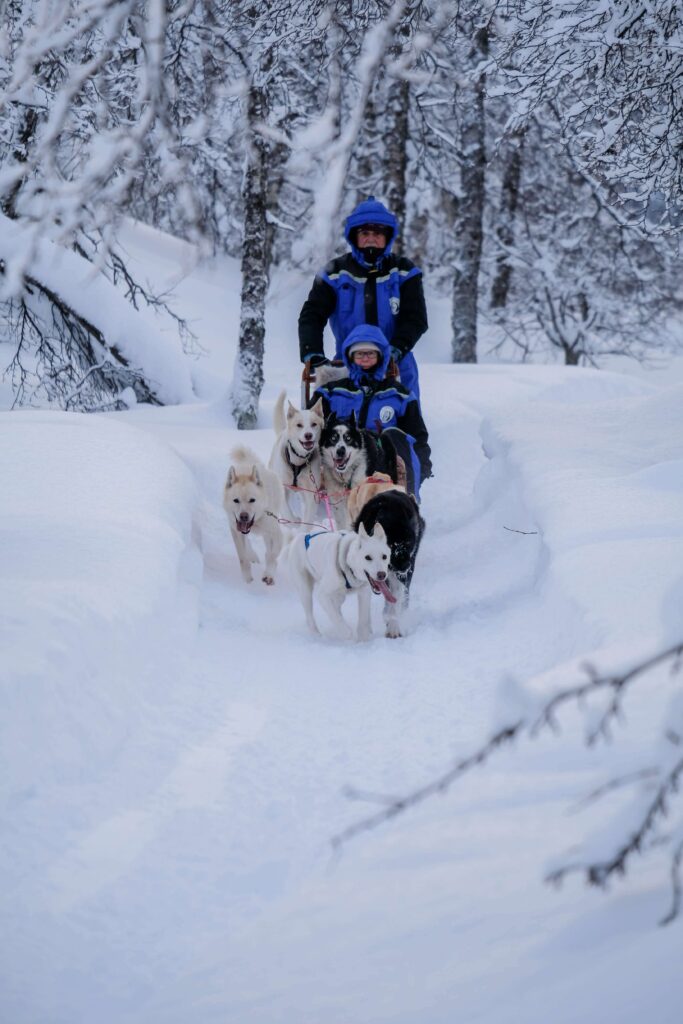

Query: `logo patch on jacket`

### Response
(390, 296, 400, 315)
(379, 405, 394, 424)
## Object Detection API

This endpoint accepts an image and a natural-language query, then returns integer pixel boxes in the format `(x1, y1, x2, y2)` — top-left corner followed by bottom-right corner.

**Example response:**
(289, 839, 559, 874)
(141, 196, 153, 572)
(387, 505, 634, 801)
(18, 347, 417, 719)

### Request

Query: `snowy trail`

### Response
(125, 373, 674, 1024)
(4, 362, 681, 1024)
(8, 371, 599, 1023)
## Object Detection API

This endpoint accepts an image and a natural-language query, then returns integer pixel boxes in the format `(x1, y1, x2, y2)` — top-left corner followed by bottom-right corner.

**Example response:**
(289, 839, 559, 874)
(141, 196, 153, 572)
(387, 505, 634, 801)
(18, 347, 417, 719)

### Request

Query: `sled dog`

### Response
(224, 445, 285, 586)
(319, 412, 399, 529)
(347, 472, 405, 525)
(288, 522, 394, 642)
(268, 390, 324, 526)
(353, 490, 425, 639)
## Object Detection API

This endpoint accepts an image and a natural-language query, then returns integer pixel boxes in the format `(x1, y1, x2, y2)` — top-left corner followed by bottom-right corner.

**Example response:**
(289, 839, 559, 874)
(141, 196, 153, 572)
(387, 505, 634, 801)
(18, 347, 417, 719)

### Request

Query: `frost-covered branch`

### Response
(0, 210, 193, 409)
(485, 103, 680, 366)
(0, 0, 199, 409)
(289, 0, 408, 266)
(2, 265, 160, 411)
(333, 641, 683, 924)
(492, 0, 683, 227)
(333, 717, 524, 846)
(0, 0, 172, 277)
(546, 752, 683, 925)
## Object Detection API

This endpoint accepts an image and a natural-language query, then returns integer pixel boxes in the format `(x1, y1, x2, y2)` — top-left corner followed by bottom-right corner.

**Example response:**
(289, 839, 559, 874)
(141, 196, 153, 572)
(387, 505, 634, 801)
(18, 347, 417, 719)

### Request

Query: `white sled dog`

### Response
(288, 523, 394, 642)
(224, 445, 285, 586)
(268, 390, 324, 526)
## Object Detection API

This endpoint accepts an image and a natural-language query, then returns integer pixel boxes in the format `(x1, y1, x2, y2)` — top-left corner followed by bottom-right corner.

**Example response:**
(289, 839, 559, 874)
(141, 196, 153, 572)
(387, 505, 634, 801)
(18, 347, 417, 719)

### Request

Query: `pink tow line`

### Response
(280, 467, 347, 533)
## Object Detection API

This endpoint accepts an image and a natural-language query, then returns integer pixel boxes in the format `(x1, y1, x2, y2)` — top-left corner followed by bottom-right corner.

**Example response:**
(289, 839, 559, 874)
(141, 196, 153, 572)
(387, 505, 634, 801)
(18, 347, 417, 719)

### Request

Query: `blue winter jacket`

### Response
(321, 261, 422, 370)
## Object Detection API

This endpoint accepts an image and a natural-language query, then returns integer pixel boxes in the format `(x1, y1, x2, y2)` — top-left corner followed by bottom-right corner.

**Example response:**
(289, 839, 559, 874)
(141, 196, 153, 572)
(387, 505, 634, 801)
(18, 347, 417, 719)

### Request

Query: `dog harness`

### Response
(304, 531, 327, 549)
(304, 531, 352, 589)
(285, 442, 315, 488)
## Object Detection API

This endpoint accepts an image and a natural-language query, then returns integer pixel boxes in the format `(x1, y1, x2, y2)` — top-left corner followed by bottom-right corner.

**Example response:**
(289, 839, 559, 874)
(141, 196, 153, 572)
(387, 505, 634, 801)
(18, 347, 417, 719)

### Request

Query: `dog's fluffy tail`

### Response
(229, 444, 261, 468)
(273, 389, 287, 435)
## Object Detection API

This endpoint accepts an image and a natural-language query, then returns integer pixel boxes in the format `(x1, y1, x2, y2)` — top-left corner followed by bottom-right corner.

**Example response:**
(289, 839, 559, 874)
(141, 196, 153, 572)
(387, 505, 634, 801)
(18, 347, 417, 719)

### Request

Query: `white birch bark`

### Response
(230, 83, 269, 430)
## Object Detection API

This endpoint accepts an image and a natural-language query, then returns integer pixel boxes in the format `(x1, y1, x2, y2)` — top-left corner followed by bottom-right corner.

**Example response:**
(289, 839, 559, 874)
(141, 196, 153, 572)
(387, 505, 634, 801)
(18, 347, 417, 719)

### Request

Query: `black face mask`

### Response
(359, 245, 385, 265)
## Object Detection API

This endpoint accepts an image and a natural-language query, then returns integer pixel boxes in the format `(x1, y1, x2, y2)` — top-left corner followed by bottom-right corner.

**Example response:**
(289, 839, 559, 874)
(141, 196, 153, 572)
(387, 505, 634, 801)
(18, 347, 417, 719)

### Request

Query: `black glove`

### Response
(308, 354, 330, 369)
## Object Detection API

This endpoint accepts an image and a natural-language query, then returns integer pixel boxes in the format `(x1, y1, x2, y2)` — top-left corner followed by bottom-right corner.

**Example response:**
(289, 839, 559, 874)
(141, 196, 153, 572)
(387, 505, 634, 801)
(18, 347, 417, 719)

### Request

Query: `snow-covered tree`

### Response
(127, 0, 239, 254)
(489, 128, 524, 310)
(0, 0, 194, 410)
(225, 0, 328, 428)
(486, 111, 679, 366)
(346, 2, 429, 253)
(3, 0, 679, 412)
(286, 1, 410, 269)
(492, 0, 683, 231)
(449, 11, 489, 364)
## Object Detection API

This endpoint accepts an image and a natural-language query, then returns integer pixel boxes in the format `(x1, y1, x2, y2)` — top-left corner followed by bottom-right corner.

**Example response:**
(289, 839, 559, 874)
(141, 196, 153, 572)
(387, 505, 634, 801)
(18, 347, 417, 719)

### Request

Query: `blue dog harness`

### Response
(304, 531, 327, 549)
(304, 531, 352, 589)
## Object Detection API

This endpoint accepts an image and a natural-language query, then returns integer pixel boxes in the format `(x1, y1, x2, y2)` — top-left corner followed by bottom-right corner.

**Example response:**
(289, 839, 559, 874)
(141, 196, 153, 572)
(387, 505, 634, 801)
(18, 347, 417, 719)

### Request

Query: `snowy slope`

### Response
(1, 228, 682, 1024)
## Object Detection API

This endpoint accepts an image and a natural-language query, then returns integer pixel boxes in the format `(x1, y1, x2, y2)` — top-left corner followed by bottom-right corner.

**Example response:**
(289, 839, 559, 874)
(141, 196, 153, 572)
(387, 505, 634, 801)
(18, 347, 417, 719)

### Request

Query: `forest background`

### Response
(1, 0, 681, 425)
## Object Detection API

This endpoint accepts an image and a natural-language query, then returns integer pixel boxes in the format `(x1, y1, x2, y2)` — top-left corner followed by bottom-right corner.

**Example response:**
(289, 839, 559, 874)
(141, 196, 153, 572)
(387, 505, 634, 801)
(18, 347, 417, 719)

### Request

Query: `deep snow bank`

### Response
(471, 371, 683, 898)
(481, 376, 683, 655)
(0, 412, 201, 787)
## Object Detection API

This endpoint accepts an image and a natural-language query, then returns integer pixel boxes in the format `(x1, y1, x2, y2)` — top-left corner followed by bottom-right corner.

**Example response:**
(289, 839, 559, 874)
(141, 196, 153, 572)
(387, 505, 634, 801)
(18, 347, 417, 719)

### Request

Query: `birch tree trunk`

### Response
(230, 83, 269, 430)
(355, 92, 378, 201)
(383, 76, 410, 256)
(490, 129, 524, 309)
(451, 26, 488, 364)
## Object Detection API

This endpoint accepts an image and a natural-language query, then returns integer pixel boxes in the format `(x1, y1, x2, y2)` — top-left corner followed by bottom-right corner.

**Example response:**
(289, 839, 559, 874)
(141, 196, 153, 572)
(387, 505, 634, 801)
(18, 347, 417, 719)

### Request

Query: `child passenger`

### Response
(310, 323, 432, 495)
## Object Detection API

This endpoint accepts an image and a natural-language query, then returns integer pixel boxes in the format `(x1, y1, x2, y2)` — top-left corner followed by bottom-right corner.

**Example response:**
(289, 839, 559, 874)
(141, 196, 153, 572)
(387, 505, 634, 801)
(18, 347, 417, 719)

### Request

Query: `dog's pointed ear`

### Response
(349, 411, 358, 431)
(227, 466, 236, 488)
(310, 397, 324, 419)
(286, 400, 297, 419)
(326, 410, 338, 428)
(373, 522, 387, 541)
(358, 522, 368, 539)
(250, 465, 262, 485)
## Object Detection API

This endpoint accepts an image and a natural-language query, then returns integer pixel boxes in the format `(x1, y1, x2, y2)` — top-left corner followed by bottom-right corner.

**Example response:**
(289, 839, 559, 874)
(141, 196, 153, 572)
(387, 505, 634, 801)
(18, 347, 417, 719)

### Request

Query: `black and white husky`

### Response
(268, 390, 325, 525)
(319, 412, 398, 528)
(288, 522, 394, 642)
(352, 490, 425, 639)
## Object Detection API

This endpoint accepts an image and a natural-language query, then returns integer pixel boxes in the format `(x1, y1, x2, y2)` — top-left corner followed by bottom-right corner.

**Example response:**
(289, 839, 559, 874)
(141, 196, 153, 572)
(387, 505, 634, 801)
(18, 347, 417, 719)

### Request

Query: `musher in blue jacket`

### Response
(298, 196, 428, 400)
(312, 324, 433, 494)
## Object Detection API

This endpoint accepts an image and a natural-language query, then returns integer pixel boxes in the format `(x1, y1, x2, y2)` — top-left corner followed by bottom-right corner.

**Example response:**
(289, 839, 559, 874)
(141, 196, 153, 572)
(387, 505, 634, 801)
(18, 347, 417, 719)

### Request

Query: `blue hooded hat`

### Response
(341, 324, 392, 384)
(344, 196, 398, 267)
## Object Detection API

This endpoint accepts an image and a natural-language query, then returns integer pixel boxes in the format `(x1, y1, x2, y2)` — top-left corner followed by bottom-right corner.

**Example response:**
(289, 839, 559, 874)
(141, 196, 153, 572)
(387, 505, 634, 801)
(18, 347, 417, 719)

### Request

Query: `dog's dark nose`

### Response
(239, 512, 250, 522)
(304, 432, 313, 441)
(376, 571, 386, 581)
(336, 446, 346, 456)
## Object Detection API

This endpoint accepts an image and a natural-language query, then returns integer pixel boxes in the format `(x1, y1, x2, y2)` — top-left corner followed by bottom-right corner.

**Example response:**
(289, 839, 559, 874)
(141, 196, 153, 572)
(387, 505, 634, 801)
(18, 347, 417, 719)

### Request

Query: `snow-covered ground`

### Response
(1, 224, 682, 1023)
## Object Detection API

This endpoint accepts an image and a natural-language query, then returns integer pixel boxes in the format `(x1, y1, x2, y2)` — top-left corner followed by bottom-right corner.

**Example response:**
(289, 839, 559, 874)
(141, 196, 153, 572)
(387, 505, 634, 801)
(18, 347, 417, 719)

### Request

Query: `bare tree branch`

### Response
(333, 642, 683, 923)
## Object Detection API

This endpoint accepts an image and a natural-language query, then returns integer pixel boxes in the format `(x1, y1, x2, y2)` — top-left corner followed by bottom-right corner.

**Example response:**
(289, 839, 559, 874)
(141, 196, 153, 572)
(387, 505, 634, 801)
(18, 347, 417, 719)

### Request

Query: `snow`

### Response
(1, 224, 682, 1023)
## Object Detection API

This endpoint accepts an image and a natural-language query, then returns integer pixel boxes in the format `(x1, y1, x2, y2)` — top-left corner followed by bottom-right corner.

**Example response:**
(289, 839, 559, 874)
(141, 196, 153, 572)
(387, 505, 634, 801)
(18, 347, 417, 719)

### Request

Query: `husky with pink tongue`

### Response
(288, 522, 395, 642)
